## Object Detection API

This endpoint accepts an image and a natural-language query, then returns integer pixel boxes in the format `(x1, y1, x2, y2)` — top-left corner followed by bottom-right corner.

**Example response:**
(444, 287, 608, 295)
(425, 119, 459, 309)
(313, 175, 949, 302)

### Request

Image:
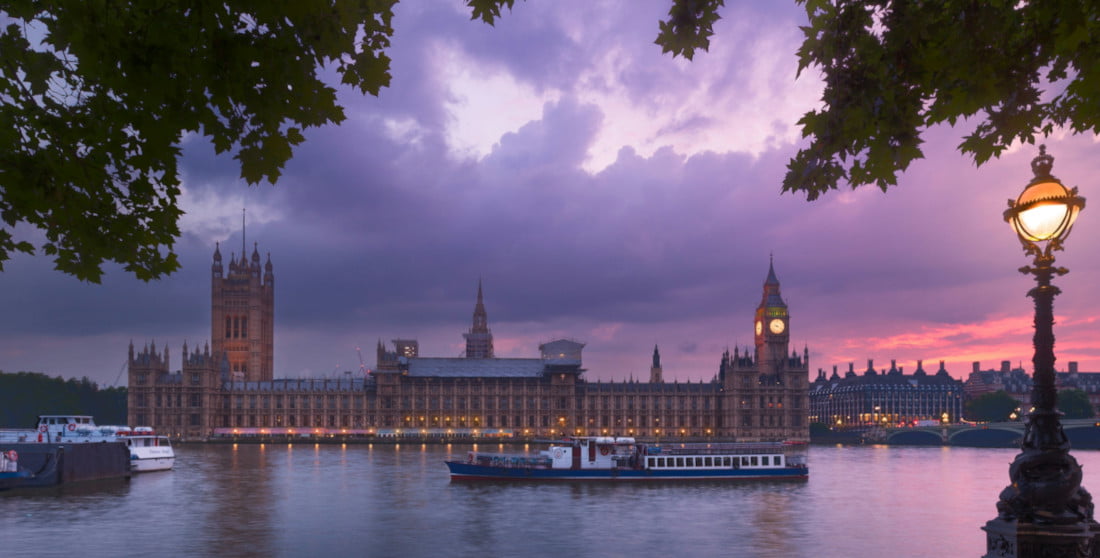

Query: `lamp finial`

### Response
(1031, 144, 1054, 179)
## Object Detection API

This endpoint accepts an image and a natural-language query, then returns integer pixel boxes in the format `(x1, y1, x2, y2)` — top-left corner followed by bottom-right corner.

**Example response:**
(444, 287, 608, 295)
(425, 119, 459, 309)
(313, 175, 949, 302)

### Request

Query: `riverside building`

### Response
(808, 360, 964, 428)
(128, 245, 809, 442)
(964, 360, 1100, 410)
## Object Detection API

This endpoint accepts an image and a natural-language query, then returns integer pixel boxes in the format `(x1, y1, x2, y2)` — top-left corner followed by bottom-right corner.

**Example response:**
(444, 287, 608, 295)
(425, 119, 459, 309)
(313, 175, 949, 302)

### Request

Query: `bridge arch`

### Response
(886, 429, 944, 445)
(948, 427, 1020, 447)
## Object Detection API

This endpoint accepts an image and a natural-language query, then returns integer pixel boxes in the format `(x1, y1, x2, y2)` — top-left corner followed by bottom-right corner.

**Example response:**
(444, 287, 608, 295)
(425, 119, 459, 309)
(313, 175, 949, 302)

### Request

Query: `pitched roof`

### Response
(406, 357, 547, 378)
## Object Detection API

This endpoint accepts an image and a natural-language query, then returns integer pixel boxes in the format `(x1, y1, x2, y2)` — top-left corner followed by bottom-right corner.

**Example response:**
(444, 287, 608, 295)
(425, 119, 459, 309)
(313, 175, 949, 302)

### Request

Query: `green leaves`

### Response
(1059, 389, 1096, 420)
(0, 1, 403, 282)
(655, 0, 725, 60)
(467, 0, 516, 25)
(784, 0, 1100, 200)
(965, 390, 1019, 422)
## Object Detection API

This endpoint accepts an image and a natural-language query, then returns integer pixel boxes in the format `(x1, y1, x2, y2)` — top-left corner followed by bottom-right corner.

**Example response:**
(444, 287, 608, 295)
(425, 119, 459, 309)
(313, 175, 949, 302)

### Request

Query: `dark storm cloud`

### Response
(212, 80, 794, 344)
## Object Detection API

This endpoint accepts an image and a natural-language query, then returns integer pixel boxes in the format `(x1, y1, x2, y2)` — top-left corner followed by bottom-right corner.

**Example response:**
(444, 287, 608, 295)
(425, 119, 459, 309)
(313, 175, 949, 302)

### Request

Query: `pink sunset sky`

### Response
(1, 1, 1099, 387)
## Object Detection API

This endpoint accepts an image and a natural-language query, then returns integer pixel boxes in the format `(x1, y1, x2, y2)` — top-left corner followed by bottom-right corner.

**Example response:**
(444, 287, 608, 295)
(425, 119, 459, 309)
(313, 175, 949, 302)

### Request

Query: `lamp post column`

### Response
(982, 146, 1095, 558)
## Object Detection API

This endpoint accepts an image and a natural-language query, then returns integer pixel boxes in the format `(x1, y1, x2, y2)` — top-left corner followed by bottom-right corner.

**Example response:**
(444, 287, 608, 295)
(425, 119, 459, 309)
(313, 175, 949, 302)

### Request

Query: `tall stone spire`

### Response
(473, 280, 488, 332)
(755, 258, 790, 375)
(650, 345, 664, 383)
(463, 280, 494, 358)
(241, 207, 246, 259)
(212, 242, 223, 277)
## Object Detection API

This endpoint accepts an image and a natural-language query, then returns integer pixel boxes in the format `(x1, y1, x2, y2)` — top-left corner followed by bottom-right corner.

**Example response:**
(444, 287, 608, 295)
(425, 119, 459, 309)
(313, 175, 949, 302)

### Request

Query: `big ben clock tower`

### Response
(722, 258, 808, 442)
(754, 257, 790, 376)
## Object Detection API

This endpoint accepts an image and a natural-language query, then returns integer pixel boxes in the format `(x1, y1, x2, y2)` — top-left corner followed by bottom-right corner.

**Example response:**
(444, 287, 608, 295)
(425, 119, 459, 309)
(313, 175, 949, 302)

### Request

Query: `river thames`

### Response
(3, 443, 1100, 557)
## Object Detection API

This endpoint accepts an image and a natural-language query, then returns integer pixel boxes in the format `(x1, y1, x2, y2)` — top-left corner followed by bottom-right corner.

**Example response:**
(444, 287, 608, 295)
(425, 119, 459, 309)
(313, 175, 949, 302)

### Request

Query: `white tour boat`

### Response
(120, 427, 175, 472)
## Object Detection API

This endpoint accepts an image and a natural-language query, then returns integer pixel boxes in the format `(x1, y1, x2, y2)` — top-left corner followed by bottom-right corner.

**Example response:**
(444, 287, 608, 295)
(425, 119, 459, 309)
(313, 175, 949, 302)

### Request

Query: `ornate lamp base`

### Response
(983, 518, 1100, 558)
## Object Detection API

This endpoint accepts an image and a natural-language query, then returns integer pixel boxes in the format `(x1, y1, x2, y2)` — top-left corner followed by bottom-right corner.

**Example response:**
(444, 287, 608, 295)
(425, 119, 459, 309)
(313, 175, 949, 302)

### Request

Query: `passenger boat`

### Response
(445, 436, 808, 481)
(120, 428, 175, 472)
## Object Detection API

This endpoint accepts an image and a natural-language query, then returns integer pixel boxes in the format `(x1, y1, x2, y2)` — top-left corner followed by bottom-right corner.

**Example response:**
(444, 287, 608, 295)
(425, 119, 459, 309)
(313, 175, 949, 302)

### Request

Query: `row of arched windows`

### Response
(225, 315, 248, 339)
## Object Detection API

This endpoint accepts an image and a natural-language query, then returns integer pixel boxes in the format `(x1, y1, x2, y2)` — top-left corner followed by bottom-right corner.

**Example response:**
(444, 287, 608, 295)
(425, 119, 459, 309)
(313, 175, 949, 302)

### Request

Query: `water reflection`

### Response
(3, 443, 1099, 557)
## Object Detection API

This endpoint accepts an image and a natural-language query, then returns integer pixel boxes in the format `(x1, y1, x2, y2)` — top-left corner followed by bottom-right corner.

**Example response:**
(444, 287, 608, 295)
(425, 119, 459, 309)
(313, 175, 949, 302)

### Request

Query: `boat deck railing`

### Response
(469, 453, 553, 469)
(646, 443, 802, 456)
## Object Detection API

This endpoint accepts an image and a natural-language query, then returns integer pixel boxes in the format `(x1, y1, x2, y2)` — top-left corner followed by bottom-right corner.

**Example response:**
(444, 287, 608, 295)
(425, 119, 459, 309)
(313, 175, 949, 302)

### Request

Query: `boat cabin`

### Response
(545, 437, 639, 470)
(31, 416, 130, 442)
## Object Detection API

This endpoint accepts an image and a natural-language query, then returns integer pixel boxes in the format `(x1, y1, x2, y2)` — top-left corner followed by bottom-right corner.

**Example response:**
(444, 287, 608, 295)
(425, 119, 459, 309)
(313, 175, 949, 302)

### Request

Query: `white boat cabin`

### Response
(0, 415, 135, 443)
(545, 436, 638, 470)
(541, 437, 800, 471)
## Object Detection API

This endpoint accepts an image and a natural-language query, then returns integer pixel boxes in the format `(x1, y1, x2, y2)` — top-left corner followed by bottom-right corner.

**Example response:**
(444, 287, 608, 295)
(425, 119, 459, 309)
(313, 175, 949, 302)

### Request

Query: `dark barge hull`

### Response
(0, 442, 131, 489)
(446, 461, 809, 481)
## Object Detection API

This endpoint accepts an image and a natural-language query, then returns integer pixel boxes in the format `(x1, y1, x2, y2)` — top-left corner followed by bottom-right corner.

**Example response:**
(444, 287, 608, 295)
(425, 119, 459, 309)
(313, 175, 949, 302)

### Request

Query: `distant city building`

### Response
(963, 361, 1030, 402)
(964, 360, 1100, 410)
(129, 244, 809, 442)
(809, 359, 964, 427)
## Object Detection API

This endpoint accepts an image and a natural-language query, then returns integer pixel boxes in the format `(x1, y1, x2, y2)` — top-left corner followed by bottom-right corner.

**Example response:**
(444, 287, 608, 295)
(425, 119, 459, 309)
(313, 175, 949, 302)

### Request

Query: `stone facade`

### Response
(809, 360, 964, 427)
(210, 242, 274, 383)
(965, 361, 1100, 409)
(128, 246, 809, 442)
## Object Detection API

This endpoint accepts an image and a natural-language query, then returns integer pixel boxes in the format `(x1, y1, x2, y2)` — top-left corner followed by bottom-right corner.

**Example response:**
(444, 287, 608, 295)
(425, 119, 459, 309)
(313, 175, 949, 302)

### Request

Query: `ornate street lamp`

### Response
(984, 146, 1094, 557)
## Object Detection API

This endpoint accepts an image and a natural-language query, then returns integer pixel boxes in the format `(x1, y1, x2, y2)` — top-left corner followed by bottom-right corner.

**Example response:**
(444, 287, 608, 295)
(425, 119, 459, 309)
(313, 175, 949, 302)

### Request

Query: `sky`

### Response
(2, 0, 1100, 388)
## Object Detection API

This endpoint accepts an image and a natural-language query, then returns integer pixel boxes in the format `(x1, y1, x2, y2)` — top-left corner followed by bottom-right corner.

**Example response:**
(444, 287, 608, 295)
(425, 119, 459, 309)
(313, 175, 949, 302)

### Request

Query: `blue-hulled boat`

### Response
(0, 449, 34, 489)
(445, 437, 808, 481)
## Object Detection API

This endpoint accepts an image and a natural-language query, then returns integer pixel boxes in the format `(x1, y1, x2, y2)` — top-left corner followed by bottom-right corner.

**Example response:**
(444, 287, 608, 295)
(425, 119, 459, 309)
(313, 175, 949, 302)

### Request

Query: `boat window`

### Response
(695, 457, 703, 467)
(741, 457, 749, 467)
(776, 456, 784, 466)
(676, 457, 684, 467)
(724, 457, 732, 467)
(750, 456, 758, 466)
(704, 457, 713, 467)
(762, 456, 769, 466)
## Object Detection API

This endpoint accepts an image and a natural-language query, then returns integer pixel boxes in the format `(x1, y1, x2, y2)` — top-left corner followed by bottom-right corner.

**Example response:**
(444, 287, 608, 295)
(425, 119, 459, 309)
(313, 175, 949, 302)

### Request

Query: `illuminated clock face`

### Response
(755, 321, 762, 335)
(769, 319, 786, 334)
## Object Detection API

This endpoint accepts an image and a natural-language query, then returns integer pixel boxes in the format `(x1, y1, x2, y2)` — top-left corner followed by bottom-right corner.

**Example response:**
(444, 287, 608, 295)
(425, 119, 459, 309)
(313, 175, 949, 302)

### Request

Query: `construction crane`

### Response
(356, 346, 371, 376)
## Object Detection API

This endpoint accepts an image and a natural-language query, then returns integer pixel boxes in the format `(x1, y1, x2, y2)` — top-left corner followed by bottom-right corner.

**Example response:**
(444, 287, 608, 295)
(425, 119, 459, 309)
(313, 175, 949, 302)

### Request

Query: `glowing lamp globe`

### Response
(1004, 145, 1085, 247)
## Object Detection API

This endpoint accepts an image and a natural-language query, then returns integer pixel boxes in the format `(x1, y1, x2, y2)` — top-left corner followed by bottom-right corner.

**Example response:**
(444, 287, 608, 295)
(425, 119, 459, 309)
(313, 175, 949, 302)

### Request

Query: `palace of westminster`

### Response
(128, 240, 975, 442)
(127, 240, 814, 442)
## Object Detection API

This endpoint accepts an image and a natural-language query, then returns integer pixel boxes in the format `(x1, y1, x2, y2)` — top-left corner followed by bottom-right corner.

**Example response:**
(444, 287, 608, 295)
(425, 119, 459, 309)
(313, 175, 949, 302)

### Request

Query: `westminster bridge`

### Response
(857, 418, 1100, 448)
